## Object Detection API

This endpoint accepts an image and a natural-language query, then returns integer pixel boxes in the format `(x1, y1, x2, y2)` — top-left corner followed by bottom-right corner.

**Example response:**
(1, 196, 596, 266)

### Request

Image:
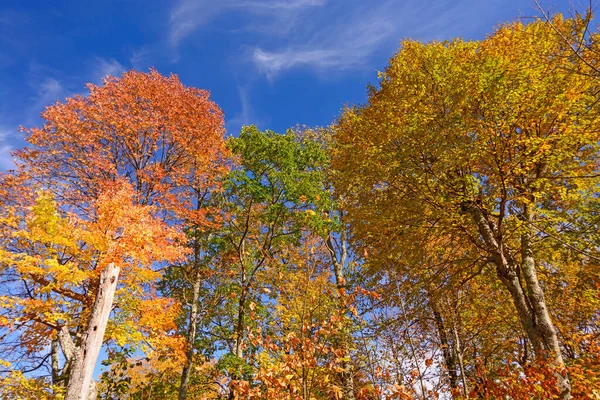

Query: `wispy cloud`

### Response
(24, 57, 127, 125)
(26, 77, 66, 124)
(251, 0, 398, 78)
(225, 84, 267, 135)
(92, 57, 126, 83)
(130, 48, 152, 70)
(169, 0, 326, 48)
(249, 0, 468, 78)
(168, 0, 514, 78)
(0, 127, 16, 170)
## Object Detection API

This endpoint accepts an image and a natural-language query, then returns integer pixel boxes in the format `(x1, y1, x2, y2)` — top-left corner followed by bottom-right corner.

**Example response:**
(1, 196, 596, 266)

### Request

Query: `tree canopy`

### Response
(1, 11, 600, 400)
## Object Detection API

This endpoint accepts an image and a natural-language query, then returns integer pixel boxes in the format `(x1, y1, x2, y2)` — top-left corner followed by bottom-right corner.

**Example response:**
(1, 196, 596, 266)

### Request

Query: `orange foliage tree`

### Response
(0, 69, 226, 399)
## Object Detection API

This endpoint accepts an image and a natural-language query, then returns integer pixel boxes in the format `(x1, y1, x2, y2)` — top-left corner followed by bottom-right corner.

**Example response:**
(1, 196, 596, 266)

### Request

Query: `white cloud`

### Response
(130, 48, 152, 70)
(169, 0, 327, 48)
(168, 0, 515, 78)
(225, 84, 267, 135)
(251, 2, 397, 78)
(25, 58, 126, 126)
(92, 57, 126, 83)
(26, 78, 66, 124)
(249, 0, 419, 78)
(37, 78, 64, 104)
(168, 0, 406, 77)
(0, 127, 16, 170)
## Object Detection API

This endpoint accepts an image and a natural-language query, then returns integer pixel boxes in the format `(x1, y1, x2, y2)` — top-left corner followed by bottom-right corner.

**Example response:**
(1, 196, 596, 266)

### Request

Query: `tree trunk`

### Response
(178, 263, 202, 400)
(65, 263, 120, 400)
(226, 284, 247, 400)
(234, 288, 246, 360)
(452, 322, 468, 397)
(51, 338, 61, 386)
(521, 204, 571, 398)
(467, 204, 571, 399)
(430, 303, 459, 391)
(327, 234, 355, 400)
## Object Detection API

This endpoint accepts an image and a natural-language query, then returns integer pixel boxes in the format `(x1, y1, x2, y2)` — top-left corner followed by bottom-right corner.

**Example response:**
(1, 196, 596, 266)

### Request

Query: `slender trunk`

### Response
(327, 234, 355, 400)
(468, 204, 545, 350)
(498, 271, 544, 354)
(452, 323, 468, 397)
(430, 303, 458, 391)
(178, 264, 202, 400)
(65, 263, 120, 400)
(226, 289, 247, 400)
(467, 204, 571, 399)
(234, 288, 246, 359)
(399, 299, 427, 400)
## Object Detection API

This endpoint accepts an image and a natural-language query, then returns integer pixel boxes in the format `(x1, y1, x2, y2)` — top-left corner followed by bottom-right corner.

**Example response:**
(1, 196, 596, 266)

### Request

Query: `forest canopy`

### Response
(1, 10, 599, 400)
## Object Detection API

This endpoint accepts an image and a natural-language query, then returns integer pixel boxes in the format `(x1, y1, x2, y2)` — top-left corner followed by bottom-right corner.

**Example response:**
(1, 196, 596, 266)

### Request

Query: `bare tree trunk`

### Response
(234, 288, 246, 360)
(65, 263, 120, 400)
(227, 282, 247, 400)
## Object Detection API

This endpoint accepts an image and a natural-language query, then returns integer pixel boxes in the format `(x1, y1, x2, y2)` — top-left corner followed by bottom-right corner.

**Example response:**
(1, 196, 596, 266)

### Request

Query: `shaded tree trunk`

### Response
(179, 195, 212, 400)
(520, 203, 571, 398)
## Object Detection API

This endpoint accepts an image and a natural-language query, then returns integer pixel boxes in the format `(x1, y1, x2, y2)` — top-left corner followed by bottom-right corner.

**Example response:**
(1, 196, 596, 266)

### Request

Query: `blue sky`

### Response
(0, 0, 572, 170)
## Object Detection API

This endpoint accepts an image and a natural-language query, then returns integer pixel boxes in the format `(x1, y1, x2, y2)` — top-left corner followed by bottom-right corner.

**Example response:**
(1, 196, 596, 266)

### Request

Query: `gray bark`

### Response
(467, 203, 571, 399)
(521, 204, 571, 398)
(58, 324, 76, 364)
(65, 263, 120, 400)
(51, 339, 60, 386)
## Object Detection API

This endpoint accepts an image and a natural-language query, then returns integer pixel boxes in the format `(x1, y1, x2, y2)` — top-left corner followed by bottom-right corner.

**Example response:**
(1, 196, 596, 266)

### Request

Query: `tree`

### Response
(333, 17, 600, 399)
(1, 69, 226, 399)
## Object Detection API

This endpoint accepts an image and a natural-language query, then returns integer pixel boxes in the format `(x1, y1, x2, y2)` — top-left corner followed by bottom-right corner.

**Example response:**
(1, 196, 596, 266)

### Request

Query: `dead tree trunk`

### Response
(65, 263, 120, 400)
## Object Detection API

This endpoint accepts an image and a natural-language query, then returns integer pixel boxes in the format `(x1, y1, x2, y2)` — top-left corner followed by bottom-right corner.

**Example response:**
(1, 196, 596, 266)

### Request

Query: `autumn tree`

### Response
(128, 126, 365, 400)
(0, 69, 226, 399)
(333, 17, 600, 399)
(210, 126, 331, 397)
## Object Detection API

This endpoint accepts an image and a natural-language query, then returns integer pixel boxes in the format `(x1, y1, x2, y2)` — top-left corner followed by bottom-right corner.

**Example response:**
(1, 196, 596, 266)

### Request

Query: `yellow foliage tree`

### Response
(333, 16, 600, 399)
